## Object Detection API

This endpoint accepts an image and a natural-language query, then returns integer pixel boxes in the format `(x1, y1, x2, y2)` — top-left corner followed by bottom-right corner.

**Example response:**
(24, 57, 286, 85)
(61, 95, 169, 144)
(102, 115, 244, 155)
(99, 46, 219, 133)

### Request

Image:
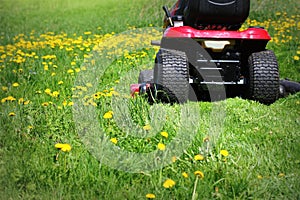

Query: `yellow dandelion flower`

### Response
(51, 72, 56, 76)
(68, 102, 74, 106)
(71, 61, 76, 66)
(145, 193, 156, 199)
(55, 143, 71, 152)
(111, 91, 119, 96)
(220, 150, 229, 157)
(160, 131, 168, 138)
(63, 100, 67, 106)
(105, 92, 113, 97)
(293, 55, 299, 61)
(2, 86, 8, 91)
(67, 69, 74, 74)
(90, 101, 97, 107)
(103, 111, 113, 119)
(8, 112, 16, 116)
(93, 93, 101, 99)
(44, 88, 51, 95)
(52, 91, 59, 98)
(24, 100, 30, 105)
(7, 96, 16, 101)
(75, 68, 80, 73)
(78, 87, 87, 92)
(163, 179, 175, 188)
(297, 51, 300, 54)
(157, 143, 166, 151)
(18, 98, 24, 104)
(42, 102, 49, 107)
(194, 170, 204, 179)
(278, 173, 285, 177)
(12, 82, 19, 87)
(110, 137, 118, 144)
(194, 154, 205, 161)
(44, 65, 49, 71)
(143, 124, 151, 131)
(58, 81, 64, 85)
(84, 31, 92, 35)
(182, 172, 188, 178)
(257, 175, 263, 179)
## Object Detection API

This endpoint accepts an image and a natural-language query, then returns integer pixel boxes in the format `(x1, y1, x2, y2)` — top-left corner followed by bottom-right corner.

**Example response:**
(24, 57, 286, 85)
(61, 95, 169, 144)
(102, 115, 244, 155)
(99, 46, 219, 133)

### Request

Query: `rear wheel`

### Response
(154, 49, 189, 103)
(247, 50, 279, 104)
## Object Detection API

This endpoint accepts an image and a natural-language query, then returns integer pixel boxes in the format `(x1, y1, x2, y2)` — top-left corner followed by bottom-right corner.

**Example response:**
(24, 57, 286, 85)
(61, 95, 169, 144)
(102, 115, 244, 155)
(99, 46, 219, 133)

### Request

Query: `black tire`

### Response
(154, 49, 189, 103)
(247, 50, 280, 104)
(138, 69, 153, 83)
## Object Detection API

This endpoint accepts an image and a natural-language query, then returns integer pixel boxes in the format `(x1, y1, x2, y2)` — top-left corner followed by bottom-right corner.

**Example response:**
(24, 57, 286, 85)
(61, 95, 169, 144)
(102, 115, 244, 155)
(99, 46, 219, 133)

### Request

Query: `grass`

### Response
(0, 0, 299, 199)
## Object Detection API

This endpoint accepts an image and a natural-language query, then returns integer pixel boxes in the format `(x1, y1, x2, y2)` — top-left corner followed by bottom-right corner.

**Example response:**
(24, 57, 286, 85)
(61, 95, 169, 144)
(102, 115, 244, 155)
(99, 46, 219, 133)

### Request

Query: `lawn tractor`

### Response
(131, 0, 281, 104)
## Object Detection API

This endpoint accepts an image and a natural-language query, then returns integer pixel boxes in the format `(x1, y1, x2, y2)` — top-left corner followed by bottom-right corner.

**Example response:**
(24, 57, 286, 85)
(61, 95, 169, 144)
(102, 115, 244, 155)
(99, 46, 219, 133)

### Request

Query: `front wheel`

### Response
(247, 50, 280, 104)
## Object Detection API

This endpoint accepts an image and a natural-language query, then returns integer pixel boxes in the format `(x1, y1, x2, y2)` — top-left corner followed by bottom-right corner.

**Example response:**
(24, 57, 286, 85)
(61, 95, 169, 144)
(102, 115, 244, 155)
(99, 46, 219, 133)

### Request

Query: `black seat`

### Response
(184, 0, 250, 30)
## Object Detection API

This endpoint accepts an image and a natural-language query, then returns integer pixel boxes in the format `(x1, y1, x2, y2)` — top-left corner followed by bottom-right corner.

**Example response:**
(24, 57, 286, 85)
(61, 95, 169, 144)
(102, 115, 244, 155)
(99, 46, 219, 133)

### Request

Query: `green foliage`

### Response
(0, 0, 299, 199)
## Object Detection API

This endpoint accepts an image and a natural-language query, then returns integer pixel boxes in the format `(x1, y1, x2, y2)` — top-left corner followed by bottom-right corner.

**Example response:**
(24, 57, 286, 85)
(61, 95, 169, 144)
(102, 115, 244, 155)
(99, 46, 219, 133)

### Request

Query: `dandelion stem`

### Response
(192, 177, 199, 200)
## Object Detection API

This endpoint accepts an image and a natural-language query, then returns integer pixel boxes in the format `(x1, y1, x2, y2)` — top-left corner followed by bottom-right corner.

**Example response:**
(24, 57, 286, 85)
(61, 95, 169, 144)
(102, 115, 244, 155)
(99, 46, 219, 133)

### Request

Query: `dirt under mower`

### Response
(131, 0, 297, 104)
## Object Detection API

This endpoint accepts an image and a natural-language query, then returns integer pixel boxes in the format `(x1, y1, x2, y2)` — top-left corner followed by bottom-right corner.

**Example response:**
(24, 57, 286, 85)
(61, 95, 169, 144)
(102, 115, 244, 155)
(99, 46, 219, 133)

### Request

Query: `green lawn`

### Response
(0, 0, 299, 199)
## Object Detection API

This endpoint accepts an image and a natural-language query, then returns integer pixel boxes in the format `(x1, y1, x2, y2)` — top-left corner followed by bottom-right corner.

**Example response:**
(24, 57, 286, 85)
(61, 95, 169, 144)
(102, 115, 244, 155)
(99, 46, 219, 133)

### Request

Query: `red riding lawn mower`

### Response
(131, 0, 294, 104)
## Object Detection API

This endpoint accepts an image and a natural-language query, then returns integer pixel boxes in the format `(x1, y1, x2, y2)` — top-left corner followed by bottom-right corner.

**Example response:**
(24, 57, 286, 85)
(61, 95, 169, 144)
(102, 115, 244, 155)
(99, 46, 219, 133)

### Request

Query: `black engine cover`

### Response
(184, 0, 250, 29)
